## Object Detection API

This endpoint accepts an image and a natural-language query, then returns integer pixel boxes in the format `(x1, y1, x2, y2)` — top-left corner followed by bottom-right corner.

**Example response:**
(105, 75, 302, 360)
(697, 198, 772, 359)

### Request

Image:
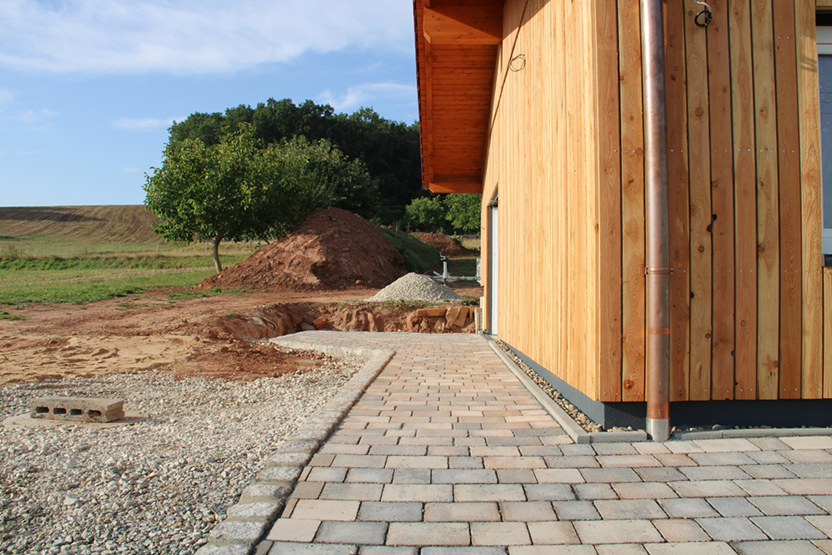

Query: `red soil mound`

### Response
(411, 232, 472, 257)
(201, 208, 407, 292)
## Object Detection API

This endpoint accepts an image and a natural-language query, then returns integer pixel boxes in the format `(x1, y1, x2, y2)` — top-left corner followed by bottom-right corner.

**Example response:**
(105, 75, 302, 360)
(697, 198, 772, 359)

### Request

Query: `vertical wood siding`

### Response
(480, 0, 828, 402)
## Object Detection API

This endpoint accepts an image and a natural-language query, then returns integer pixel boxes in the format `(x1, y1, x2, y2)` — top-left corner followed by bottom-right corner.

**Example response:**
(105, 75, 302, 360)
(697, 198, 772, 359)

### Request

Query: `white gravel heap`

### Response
(366, 272, 462, 303)
(0, 351, 365, 555)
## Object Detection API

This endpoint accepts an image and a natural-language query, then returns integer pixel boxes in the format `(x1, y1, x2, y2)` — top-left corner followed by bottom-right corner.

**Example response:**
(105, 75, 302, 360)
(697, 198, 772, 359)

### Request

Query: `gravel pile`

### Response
(0, 351, 365, 555)
(366, 272, 461, 303)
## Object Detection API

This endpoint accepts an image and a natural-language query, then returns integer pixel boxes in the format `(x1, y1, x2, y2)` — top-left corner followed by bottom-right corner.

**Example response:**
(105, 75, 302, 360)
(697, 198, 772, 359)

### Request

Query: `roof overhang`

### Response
(413, 0, 502, 194)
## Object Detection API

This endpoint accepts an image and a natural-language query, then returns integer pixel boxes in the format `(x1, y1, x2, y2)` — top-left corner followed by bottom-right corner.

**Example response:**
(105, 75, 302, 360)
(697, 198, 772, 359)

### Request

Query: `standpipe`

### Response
(641, 0, 671, 442)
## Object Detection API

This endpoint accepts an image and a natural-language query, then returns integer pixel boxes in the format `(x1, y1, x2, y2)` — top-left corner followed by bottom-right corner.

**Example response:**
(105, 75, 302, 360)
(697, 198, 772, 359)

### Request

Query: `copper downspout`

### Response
(641, 0, 671, 441)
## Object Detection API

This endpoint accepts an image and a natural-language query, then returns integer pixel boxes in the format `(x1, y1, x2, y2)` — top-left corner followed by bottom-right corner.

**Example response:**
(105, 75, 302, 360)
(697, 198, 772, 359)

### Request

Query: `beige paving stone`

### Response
(393, 469, 432, 484)
(772, 479, 832, 495)
(693, 438, 761, 453)
(573, 519, 663, 544)
(496, 469, 537, 484)
(315, 521, 388, 545)
(694, 516, 767, 541)
(679, 466, 753, 481)
(633, 467, 688, 482)
(658, 498, 720, 518)
(381, 484, 453, 502)
(653, 519, 710, 542)
(597, 455, 661, 468)
(688, 452, 757, 466)
(291, 500, 360, 521)
(752, 516, 828, 540)
(595, 545, 649, 555)
(633, 442, 672, 455)
(470, 446, 522, 457)
(346, 468, 394, 484)
(308, 467, 349, 483)
(385, 456, 448, 469)
(526, 521, 579, 544)
(524, 484, 576, 501)
(310, 453, 338, 467)
(806, 515, 832, 537)
(735, 479, 789, 497)
(574, 483, 618, 500)
(454, 484, 527, 502)
(813, 539, 832, 554)
(332, 455, 388, 469)
(665, 441, 705, 454)
(432, 469, 498, 484)
(654, 454, 697, 467)
(749, 437, 793, 451)
(579, 468, 641, 483)
(319, 483, 384, 502)
(781, 450, 832, 464)
(320, 444, 372, 456)
(500, 501, 557, 522)
(553, 501, 602, 521)
(386, 522, 470, 546)
(471, 522, 531, 546)
(266, 518, 321, 542)
(741, 465, 798, 480)
(483, 457, 546, 469)
(292, 481, 325, 500)
(780, 437, 832, 451)
(543, 456, 601, 469)
(424, 502, 501, 522)
(358, 501, 422, 522)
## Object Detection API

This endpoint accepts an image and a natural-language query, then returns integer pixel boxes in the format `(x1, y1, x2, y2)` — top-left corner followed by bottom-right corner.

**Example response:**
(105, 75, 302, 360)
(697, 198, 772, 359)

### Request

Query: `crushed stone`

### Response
(365, 272, 462, 303)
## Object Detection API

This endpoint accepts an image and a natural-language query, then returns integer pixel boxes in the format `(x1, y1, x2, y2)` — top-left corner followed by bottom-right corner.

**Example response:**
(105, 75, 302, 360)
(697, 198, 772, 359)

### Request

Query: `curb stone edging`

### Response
(195, 346, 396, 555)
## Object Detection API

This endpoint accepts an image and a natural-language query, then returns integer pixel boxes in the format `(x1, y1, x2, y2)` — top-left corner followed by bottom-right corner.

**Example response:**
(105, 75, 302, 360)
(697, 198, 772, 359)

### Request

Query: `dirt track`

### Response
(0, 283, 482, 385)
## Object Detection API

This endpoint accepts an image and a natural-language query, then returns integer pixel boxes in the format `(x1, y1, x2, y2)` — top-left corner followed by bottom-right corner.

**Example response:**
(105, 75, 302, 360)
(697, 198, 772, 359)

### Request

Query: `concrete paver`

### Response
(249, 332, 832, 554)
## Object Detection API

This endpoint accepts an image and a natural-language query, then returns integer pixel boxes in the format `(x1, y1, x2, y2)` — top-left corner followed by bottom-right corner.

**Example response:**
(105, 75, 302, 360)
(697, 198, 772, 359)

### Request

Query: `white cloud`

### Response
(318, 83, 416, 112)
(0, 0, 413, 75)
(112, 117, 179, 131)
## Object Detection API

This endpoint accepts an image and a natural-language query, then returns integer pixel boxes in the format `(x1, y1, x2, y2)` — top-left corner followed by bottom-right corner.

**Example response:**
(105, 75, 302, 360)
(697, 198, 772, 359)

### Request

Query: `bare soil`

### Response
(411, 232, 474, 258)
(0, 282, 482, 386)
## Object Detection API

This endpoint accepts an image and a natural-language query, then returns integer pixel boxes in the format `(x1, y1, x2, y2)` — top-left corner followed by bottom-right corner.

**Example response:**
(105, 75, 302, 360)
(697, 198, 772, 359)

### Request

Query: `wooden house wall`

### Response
(481, 0, 831, 403)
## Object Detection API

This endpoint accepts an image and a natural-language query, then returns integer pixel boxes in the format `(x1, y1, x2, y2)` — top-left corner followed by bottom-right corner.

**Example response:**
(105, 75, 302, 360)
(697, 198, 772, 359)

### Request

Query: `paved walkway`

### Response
(261, 332, 832, 555)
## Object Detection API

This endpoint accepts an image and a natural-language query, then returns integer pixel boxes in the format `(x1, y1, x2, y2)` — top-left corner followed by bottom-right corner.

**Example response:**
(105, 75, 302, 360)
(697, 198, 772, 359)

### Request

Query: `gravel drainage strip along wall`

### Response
(196, 346, 395, 555)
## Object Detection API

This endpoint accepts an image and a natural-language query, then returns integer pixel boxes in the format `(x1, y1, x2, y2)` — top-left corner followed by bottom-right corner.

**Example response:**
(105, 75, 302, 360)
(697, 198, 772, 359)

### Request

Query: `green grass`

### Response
(0, 311, 25, 321)
(378, 228, 442, 273)
(0, 254, 249, 305)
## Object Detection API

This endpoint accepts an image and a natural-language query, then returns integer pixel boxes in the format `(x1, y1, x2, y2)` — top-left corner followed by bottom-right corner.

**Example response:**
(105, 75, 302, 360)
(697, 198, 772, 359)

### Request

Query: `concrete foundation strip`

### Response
(195, 345, 395, 555)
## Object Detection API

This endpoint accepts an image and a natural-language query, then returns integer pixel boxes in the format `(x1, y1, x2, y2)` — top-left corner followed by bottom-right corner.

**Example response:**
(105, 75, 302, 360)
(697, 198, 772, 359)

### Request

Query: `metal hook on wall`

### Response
(694, 1, 713, 27)
(509, 54, 526, 72)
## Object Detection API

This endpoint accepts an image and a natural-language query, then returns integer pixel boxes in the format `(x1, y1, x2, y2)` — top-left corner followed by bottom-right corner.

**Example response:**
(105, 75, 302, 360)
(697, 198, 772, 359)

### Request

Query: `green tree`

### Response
(404, 196, 448, 233)
(444, 193, 481, 234)
(144, 126, 302, 273)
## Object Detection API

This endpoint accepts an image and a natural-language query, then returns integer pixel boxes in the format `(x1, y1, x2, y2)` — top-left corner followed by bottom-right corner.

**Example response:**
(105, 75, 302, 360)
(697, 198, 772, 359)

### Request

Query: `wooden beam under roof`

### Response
(414, 0, 502, 194)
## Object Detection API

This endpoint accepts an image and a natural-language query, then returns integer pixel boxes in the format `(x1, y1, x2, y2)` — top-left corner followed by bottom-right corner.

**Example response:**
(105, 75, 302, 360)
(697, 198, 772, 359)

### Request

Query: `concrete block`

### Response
(315, 521, 387, 545)
(195, 544, 252, 555)
(209, 520, 269, 542)
(751, 516, 828, 540)
(226, 502, 283, 521)
(30, 397, 124, 423)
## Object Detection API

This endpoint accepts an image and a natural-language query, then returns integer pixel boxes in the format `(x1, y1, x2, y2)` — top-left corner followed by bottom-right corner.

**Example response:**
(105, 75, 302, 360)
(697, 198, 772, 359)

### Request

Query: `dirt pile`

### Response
(202, 208, 407, 292)
(411, 232, 472, 257)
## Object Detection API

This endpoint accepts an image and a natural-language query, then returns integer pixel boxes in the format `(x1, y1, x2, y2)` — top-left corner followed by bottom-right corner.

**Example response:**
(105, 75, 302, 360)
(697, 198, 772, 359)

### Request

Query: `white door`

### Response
(488, 202, 499, 335)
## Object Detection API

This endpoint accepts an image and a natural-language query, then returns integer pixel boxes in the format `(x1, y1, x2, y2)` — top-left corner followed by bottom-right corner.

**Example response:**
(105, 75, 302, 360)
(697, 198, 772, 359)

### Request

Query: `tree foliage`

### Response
(443, 194, 481, 234)
(168, 99, 421, 224)
(144, 125, 377, 273)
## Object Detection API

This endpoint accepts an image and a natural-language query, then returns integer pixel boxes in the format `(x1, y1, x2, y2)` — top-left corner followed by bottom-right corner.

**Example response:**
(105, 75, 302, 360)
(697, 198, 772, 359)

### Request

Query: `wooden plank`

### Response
(708, 0, 736, 401)
(825, 268, 832, 398)
(665, 0, 691, 401)
(731, 0, 758, 399)
(795, 0, 824, 399)
(619, 0, 645, 402)
(773, 0, 804, 399)
(685, 0, 713, 400)
(596, 0, 622, 403)
(818, 0, 832, 6)
(752, 0, 780, 400)
(424, 6, 502, 45)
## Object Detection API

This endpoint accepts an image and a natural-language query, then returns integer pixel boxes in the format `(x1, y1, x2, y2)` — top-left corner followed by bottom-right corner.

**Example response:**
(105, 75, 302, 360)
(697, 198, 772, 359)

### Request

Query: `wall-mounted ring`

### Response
(509, 54, 526, 72)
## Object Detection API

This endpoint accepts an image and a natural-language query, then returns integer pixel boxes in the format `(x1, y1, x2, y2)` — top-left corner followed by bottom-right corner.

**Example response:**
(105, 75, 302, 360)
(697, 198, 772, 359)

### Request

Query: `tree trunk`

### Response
(212, 236, 223, 273)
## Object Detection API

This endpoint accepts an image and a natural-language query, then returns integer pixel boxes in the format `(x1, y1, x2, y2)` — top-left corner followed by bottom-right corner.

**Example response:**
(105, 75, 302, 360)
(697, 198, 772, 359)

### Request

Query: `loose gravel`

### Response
(366, 272, 461, 303)
(0, 350, 366, 555)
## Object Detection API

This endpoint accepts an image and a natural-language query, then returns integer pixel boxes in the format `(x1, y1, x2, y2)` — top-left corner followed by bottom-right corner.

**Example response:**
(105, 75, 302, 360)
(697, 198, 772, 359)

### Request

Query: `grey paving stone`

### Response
(735, 479, 789, 497)
(386, 522, 470, 547)
(812, 539, 832, 554)
(196, 544, 252, 555)
(595, 545, 649, 555)
(694, 517, 768, 541)
(226, 502, 283, 520)
(500, 501, 557, 521)
(560, 444, 597, 456)
(741, 464, 799, 479)
(241, 483, 294, 503)
(449, 457, 485, 469)
(259, 465, 304, 482)
(669, 480, 748, 498)
(688, 452, 757, 466)
(633, 467, 688, 482)
(574, 483, 618, 500)
(553, 501, 601, 521)
(643, 543, 736, 555)
(270, 543, 358, 555)
(471, 522, 530, 546)
(772, 479, 832, 495)
(320, 483, 384, 501)
(747, 450, 792, 464)
(593, 443, 639, 455)
(315, 521, 387, 545)
(596, 455, 661, 468)
(658, 498, 719, 518)
(785, 464, 832, 478)
(573, 520, 663, 544)
(543, 456, 600, 469)
(749, 496, 826, 516)
(594, 499, 667, 520)
(424, 502, 501, 522)
(209, 520, 269, 542)
(748, 437, 793, 451)
(526, 521, 579, 544)
(432, 469, 498, 484)
(733, 540, 827, 555)
(346, 468, 395, 484)
(495, 469, 537, 484)
(808, 496, 832, 513)
(804, 516, 832, 537)
(358, 501, 422, 522)
(523, 484, 576, 501)
(579, 468, 641, 483)
(454, 484, 526, 502)
(706, 497, 764, 517)
(612, 482, 677, 499)
(652, 519, 710, 542)
(678, 466, 752, 481)
(423, 549, 506, 555)
(751, 516, 828, 540)
(392, 469, 432, 484)
(782, 451, 832, 464)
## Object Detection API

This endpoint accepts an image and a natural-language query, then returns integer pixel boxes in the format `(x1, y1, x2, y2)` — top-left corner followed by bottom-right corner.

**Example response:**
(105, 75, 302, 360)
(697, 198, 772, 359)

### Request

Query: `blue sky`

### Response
(0, 0, 418, 207)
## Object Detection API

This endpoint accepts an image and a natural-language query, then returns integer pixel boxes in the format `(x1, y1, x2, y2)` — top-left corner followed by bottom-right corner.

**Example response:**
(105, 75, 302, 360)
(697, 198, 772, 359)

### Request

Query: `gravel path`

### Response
(0, 352, 365, 555)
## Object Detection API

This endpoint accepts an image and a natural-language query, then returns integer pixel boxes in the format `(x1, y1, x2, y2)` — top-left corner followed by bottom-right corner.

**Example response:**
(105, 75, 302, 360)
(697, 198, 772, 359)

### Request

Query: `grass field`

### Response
(0, 206, 256, 305)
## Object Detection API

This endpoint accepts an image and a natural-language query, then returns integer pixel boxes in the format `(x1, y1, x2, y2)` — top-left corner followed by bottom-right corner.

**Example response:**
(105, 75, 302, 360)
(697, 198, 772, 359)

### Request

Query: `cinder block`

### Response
(30, 397, 124, 422)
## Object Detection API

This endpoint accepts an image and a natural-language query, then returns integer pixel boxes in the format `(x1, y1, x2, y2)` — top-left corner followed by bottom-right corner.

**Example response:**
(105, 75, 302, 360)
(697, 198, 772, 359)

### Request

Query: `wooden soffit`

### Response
(414, 0, 502, 194)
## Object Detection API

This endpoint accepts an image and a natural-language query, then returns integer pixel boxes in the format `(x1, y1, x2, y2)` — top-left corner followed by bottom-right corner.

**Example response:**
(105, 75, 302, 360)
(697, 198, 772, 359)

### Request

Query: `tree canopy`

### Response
(144, 125, 378, 273)
(168, 99, 422, 224)
(403, 193, 482, 234)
